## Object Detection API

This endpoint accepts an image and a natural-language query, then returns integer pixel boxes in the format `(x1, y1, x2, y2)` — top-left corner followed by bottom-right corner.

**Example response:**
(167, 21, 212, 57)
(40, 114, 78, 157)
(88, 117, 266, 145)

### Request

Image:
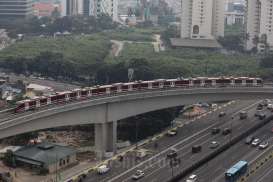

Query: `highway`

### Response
(82, 100, 263, 182)
(178, 107, 273, 182)
(246, 153, 273, 182)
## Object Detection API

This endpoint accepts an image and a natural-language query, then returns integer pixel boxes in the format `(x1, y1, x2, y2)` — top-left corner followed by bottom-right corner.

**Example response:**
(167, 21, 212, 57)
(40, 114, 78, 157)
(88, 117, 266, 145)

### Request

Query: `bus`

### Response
(225, 161, 248, 182)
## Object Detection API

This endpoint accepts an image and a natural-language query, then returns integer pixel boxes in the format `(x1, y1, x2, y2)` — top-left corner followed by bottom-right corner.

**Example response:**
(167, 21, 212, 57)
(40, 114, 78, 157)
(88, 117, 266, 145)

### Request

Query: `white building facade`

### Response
(61, 0, 118, 21)
(93, 0, 118, 21)
(181, 0, 225, 39)
(246, 0, 273, 52)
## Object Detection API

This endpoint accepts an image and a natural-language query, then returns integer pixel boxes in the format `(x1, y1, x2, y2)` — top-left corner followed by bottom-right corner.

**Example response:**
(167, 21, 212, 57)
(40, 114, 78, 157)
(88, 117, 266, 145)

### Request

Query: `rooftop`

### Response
(170, 38, 222, 48)
(14, 143, 77, 166)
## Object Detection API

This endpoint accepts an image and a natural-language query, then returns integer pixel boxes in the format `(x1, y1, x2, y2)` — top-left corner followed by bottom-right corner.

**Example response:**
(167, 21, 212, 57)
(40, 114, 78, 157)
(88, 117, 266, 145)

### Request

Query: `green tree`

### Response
(260, 54, 273, 68)
(218, 35, 244, 51)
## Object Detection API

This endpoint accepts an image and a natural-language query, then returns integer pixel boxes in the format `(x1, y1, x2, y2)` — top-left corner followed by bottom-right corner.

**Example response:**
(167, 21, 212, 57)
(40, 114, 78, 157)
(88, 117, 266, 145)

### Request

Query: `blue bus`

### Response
(225, 161, 248, 182)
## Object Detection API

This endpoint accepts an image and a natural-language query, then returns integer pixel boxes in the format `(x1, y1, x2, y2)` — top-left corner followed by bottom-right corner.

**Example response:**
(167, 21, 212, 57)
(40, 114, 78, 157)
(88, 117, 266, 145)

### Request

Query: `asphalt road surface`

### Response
(82, 100, 262, 182)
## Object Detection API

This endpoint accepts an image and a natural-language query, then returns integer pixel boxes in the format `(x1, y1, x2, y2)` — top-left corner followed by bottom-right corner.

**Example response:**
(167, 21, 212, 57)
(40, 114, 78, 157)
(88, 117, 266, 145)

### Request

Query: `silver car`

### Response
(251, 138, 261, 146)
(132, 170, 145, 180)
(259, 141, 269, 149)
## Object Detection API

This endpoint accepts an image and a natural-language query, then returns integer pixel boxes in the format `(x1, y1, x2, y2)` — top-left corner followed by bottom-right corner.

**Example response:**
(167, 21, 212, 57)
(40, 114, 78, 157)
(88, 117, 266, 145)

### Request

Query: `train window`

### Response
(193, 80, 201, 84)
(175, 80, 189, 86)
(92, 89, 99, 95)
(69, 92, 77, 98)
(246, 80, 253, 84)
(121, 85, 128, 91)
(205, 80, 212, 84)
(152, 82, 159, 86)
(81, 90, 88, 96)
(110, 87, 117, 92)
(235, 80, 242, 84)
(51, 95, 58, 102)
(141, 83, 148, 88)
(40, 98, 47, 105)
(217, 79, 230, 84)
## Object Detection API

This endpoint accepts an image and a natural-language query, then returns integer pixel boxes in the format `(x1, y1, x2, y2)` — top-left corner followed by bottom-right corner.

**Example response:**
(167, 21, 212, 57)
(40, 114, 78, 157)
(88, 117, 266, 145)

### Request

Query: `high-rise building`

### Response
(61, 0, 83, 16)
(83, 0, 91, 16)
(93, 0, 118, 21)
(180, 0, 224, 40)
(0, 0, 33, 19)
(61, 0, 118, 21)
(245, 0, 273, 52)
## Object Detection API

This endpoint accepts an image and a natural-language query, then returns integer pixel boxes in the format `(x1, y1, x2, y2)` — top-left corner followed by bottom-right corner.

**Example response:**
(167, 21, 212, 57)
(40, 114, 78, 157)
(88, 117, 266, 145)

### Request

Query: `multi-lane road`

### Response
(82, 99, 273, 182)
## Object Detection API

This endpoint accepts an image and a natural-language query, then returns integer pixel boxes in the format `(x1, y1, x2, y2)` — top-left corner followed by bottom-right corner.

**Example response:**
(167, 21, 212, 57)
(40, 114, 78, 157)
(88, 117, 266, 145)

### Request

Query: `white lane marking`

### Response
(256, 165, 273, 182)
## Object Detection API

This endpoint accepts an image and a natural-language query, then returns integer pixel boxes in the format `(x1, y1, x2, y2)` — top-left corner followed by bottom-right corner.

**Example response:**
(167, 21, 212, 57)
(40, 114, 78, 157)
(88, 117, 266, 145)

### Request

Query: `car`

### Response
(251, 138, 261, 146)
(210, 141, 219, 149)
(211, 128, 221, 135)
(262, 99, 270, 106)
(167, 148, 177, 159)
(97, 165, 110, 174)
(245, 136, 254, 144)
(222, 128, 232, 135)
(257, 104, 263, 110)
(132, 170, 145, 180)
(239, 111, 248, 119)
(167, 129, 177, 136)
(255, 110, 262, 117)
(267, 104, 273, 110)
(219, 111, 226, 117)
(186, 174, 198, 182)
(259, 141, 269, 149)
(192, 145, 202, 153)
(258, 113, 266, 120)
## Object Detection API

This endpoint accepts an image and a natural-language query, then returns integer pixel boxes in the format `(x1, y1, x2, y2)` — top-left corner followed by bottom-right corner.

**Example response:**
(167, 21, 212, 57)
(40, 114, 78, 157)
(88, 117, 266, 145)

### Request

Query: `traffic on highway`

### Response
(76, 99, 273, 182)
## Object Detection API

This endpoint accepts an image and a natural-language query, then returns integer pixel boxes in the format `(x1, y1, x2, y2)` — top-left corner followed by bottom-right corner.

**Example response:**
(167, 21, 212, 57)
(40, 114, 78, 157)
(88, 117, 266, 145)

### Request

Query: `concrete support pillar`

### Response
(95, 120, 117, 159)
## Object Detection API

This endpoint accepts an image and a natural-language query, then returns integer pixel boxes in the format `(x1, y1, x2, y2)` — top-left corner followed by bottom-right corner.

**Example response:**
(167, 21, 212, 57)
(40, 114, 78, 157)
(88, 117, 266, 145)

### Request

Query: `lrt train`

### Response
(15, 77, 263, 113)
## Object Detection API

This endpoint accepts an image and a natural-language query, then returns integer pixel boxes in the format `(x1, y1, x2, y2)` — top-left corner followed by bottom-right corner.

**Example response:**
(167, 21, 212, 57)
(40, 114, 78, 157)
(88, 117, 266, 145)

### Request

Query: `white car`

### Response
(252, 138, 261, 146)
(267, 104, 273, 109)
(167, 129, 177, 136)
(186, 174, 197, 182)
(97, 165, 110, 174)
(132, 170, 145, 180)
(259, 141, 269, 149)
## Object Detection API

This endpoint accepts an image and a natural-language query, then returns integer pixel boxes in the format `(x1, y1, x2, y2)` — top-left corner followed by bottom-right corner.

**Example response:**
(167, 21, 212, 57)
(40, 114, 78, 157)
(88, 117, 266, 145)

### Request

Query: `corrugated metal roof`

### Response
(14, 142, 77, 166)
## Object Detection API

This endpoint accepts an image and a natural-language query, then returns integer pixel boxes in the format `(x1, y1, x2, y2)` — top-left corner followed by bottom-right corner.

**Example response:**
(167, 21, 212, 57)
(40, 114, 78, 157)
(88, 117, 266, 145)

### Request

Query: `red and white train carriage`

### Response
(15, 77, 263, 113)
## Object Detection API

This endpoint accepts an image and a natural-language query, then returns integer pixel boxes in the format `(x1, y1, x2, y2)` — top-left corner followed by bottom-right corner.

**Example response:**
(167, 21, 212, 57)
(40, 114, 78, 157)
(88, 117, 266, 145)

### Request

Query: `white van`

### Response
(97, 165, 110, 174)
